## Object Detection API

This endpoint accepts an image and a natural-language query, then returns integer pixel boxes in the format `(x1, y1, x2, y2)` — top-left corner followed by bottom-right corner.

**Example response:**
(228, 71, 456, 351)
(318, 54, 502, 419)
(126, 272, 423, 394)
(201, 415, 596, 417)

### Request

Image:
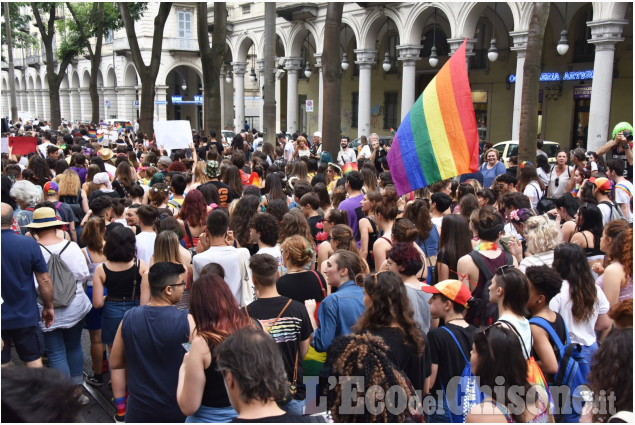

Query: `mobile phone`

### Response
(182, 342, 192, 352)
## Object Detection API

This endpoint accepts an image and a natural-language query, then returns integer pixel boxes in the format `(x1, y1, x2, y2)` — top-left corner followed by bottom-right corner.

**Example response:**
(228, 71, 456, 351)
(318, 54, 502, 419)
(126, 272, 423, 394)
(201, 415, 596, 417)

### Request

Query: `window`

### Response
(105, 29, 113, 43)
(386, 34, 398, 74)
(177, 10, 193, 39)
(573, 6, 594, 63)
(351, 92, 359, 128)
(383, 92, 398, 130)
(242, 4, 251, 14)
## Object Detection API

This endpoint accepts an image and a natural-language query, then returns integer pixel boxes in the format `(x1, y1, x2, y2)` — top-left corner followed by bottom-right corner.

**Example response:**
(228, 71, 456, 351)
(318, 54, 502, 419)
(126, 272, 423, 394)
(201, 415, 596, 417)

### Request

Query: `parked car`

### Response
(492, 140, 561, 167)
(349, 136, 393, 151)
(221, 130, 236, 142)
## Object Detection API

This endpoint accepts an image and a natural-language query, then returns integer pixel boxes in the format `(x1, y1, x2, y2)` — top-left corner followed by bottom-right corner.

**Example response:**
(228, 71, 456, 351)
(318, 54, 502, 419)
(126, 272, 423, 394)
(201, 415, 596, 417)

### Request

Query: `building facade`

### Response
(1, 2, 632, 151)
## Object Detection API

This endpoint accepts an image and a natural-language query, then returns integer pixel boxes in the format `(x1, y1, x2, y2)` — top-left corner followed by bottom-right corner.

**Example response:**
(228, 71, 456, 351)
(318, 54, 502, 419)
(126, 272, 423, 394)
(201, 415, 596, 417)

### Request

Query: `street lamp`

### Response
(429, 9, 438, 68)
(341, 52, 349, 70)
(557, 4, 569, 56)
(488, 3, 499, 62)
(225, 68, 232, 84)
(304, 61, 312, 78)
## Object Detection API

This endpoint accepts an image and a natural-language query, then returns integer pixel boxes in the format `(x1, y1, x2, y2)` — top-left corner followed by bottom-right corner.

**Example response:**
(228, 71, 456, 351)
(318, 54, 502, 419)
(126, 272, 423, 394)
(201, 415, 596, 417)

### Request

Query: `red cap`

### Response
(421, 280, 472, 307)
(589, 177, 612, 193)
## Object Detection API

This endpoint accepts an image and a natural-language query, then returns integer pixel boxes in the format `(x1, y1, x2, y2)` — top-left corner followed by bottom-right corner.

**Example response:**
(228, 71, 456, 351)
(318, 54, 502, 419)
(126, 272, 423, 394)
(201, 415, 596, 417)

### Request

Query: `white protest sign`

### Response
(153, 120, 192, 151)
(1, 137, 8, 153)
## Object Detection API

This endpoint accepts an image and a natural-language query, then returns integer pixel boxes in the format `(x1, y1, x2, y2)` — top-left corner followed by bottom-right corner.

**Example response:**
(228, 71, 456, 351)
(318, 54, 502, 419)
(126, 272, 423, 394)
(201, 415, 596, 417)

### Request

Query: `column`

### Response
(509, 31, 529, 141)
(155, 85, 168, 121)
(448, 38, 477, 71)
(586, 19, 628, 151)
(231, 61, 247, 132)
(284, 57, 302, 134)
(79, 88, 91, 122)
(313, 53, 324, 133)
(59, 88, 70, 121)
(275, 69, 283, 132)
(42, 87, 50, 121)
(354, 49, 376, 138)
(397, 45, 422, 120)
(256, 59, 265, 130)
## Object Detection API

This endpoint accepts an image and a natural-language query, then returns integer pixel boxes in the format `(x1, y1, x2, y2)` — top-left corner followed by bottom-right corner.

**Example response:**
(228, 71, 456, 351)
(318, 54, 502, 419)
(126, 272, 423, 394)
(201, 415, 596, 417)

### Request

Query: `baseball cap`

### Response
(313, 131, 322, 138)
(589, 176, 612, 193)
(43, 181, 59, 195)
(421, 279, 472, 307)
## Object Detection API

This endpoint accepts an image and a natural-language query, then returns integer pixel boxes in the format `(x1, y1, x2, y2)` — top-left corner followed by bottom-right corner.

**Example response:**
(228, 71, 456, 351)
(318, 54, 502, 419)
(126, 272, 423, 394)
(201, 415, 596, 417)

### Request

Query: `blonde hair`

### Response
(194, 161, 208, 185)
(485, 148, 500, 160)
(280, 235, 315, 268)
(57, 169, 81, 196)
(525, 215, 562, 255)
(153, 231, 183, 264)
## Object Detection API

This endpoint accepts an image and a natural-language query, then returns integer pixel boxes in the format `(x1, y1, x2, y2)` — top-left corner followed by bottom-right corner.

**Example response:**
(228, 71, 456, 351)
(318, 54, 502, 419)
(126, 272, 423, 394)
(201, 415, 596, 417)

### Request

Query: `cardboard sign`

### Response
(8, 136, 38, 155)
(153, 120, 192, 151)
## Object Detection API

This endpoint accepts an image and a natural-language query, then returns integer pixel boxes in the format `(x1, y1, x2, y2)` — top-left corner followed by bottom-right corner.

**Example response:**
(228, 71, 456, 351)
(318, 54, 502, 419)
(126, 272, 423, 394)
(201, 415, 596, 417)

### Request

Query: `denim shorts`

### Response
(1, 326, 44, 364)
(101, 299, 139, 345)
(83, 286, 106, 331)
(186, 405, 237, 423)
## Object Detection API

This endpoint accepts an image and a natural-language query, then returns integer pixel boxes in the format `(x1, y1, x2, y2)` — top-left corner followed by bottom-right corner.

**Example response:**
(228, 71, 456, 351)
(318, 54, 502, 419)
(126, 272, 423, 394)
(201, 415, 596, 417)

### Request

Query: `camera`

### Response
(379, 140, 386, 147)
(622, 131, 633, 142)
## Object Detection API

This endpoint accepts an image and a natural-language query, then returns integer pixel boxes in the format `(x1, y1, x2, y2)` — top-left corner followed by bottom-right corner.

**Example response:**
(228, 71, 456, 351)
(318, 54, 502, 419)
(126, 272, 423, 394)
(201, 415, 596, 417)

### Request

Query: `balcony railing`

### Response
(26, 55, 41, 66)
(113, 37, 130, 53)
(165, 37, 198, 52)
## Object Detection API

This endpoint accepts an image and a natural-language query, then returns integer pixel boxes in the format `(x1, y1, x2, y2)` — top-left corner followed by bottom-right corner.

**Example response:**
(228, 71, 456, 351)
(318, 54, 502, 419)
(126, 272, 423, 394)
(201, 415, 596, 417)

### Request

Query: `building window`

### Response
(573, 6, 594, 63)
(242, 4, 250, 14)
(177, 10, 193, 39)
(351, 92, 359, 128)
(384, 92, 398, 130)
(105, 29, 113, 43)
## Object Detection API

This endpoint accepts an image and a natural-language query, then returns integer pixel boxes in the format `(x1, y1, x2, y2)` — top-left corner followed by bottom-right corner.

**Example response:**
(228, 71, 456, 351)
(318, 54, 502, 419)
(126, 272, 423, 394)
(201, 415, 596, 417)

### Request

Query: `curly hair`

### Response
(604, 219, 632, 284)
(608, 299, 633, 329)
(376, 188, 399, 221)
(9, 180, 41, 206)
(248, 213, 280, 247)
(524, 215, 562, 255)
(279, 209, 314, 245)
(280, 235, 315, 268)
(180, 189, 208, 228)
(27, 156, 52, 187)
(229, 195, 261, 248)
(325, 333, 416, 423)
(387, 242, 423, 277)
(148, 183, 170, 207)
(588, 328, 633, 422)
(553, 243, 598, 322)
(265, 199, 288, 223)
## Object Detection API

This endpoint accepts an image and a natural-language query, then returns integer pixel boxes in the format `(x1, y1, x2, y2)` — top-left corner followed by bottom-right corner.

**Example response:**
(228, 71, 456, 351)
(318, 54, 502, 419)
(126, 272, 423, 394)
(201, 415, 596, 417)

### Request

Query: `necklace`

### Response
(474, 241, 499, 251)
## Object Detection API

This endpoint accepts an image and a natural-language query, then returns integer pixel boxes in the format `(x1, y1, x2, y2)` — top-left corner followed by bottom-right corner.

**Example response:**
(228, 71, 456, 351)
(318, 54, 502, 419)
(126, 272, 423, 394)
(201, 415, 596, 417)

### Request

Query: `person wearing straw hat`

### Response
(26, 207, 91, 399)
(1, 203, 55, 368)
(98, 148, 117, 178)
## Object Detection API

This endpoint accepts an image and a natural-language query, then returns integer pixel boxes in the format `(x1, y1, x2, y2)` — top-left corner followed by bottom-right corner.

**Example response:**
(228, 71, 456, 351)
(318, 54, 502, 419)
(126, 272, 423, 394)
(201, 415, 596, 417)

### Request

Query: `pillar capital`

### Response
(284, 57, 302, 71)
(397, 45, 423, 63)
(354, 49, 377, 66)
(587, 19, 628, 51)
(231, 62, 247, 75)
(313, 53, 322, 68)
(510, 31, 529, 57)
(256, 59, 265, 73)
(448, 38, 477, 57)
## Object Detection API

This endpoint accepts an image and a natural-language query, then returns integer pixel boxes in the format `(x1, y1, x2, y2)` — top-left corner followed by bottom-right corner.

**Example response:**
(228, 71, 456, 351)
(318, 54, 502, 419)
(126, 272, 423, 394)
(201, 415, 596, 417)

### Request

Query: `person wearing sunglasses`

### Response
(110, 262, 193, 423)
(547, 151, 574, 200)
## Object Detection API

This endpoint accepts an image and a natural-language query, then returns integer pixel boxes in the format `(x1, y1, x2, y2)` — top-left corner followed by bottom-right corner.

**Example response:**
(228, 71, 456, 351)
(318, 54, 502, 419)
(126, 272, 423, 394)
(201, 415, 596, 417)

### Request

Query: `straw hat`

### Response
(99, 148, 114, 161)
(26, 207, 68, 229)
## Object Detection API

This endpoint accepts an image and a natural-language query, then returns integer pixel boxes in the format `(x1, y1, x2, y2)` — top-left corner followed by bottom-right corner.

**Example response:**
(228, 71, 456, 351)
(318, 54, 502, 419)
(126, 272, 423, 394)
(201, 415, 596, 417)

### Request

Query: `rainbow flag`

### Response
(125, 122, 133, 131)
(88, 129, 97, 138)
(96, 133, 104, 143)
(341, 162, 358, 175)
(387, 39, 479, 196)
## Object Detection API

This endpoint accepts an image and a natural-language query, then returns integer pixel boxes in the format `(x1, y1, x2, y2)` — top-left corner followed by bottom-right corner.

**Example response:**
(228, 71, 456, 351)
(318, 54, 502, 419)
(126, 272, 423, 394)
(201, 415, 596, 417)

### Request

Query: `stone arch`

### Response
(233, 32, 260, 63)
(27, 75, 35, 90)
(82, 70, 91, 88)
(41, 72, 48, 89)
(457, 3, 489, 38)
(479, 3, 514, 51)
(341, 14, 361, 50)
(106, 67, 117, 87)
(405, 2, 455, 45)
(124, 64, 138, 86)
(36, 75, 42, 89)
(358, 7, 404, 51)
(70, 71, 80, 89)
(60, 73, 69, 89)
(159, 62, 204, 86)
(592, 1, 630, 21)
(287, 23, 320, 57)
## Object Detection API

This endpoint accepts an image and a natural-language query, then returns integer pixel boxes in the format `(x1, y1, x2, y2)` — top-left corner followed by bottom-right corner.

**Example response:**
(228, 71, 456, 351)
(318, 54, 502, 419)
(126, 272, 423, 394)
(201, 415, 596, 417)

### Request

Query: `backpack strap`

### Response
(183, 221, 195, 246)
(311, 271, 327, 299)
(39, 243, 52, 255)
(497, 319, 531, 359)
(441, 326, 469, 363)
(59, 240, 72, 256)
(528, 317, 569, 354)
(468, 251, 494, 282)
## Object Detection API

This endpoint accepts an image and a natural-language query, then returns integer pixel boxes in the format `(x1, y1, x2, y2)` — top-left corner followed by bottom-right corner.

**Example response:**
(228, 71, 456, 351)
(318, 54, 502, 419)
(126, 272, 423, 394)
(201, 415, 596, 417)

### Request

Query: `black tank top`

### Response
(103, 261, 141, 299)
(363, 216, 378, 270)
(201, 355, 232, 408)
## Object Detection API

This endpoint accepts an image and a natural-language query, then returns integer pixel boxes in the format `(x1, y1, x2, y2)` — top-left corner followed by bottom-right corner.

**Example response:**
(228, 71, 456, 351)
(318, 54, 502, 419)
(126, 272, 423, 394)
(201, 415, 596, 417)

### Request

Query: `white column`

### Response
(354, 49, 376, 138)
(448, 38, 477, 72)
(314, 53, 324, 133)
(284, 57, 302, 134)
(586, 19, 627, 151)
(70, 88, 81, 121)
(397, 45, 422, 120)
(231, 61, 247, 132)
(510, 31, 529, 141)
(79, 88, 92, 122)
(60, 88, 70, 121)
(256, 59, 265, 130)
(154, 85, 167, 121)
(275, 72, 282, 132)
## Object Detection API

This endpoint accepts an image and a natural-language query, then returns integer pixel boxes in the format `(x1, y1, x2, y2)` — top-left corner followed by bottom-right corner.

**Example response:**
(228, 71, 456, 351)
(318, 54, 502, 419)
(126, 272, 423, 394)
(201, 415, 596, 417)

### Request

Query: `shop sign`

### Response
(573, 86, 592, 99)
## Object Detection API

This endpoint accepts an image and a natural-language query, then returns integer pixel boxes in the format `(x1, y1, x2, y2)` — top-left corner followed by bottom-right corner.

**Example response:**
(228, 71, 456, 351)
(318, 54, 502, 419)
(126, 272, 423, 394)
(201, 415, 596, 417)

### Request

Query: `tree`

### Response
(321, 3, 344, 157)
(197, 2, 226, 135)
(1, 2, 38, 56)
(65, 3, 146, 124)
(262, 3, 276, 146)
(4, 2, 19, 122)
(119, 2, 173, 136)
(518, 2, 550, 170)
(31, 2, 81, 129)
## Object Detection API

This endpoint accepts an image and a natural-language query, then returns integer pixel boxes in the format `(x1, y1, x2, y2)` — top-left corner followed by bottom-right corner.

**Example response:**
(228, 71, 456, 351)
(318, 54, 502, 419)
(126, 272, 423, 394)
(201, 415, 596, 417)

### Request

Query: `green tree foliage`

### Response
(1, 2, 38, 61)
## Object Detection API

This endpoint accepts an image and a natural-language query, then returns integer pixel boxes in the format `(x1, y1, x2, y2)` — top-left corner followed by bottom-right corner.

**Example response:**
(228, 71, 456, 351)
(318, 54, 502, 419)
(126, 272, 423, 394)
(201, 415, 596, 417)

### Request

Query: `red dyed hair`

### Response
(167, 161, 188, 172)
(179, 189, 208, 228)
(189, 274, 253, 347)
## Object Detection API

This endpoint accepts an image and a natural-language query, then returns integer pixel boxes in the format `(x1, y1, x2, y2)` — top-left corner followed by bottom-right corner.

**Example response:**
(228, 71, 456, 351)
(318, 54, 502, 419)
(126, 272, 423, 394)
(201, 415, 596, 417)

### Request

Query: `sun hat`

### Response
(313, 131, 322, 138)
(98, 148, 113, 161)
(589, 176, 613, 193)
(26, 207, 68, 229)
(421, 279, 472, 307)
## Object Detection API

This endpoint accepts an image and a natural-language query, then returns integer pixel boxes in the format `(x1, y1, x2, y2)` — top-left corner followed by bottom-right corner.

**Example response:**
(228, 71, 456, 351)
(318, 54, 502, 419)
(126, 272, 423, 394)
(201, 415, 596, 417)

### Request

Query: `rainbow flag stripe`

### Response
(88, 130, 97, 138)
(96, 133, 104, 143)
(387, 39, 479, 196)
(125, 122, 133, 130)
(341, 162, 358, 175)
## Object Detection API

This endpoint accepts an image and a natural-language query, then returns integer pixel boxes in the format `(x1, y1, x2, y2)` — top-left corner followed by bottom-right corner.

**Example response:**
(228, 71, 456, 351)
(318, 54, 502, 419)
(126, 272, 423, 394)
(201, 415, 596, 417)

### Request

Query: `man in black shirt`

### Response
(298, 193, 323, 245)
(422, 280, 477, 422)
(243, 254, 313, 416)
(199, 160, 235, 208)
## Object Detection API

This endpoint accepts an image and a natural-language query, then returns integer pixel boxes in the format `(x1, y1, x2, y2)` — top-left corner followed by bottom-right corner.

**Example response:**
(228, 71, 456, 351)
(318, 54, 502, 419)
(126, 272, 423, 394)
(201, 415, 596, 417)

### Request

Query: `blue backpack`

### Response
(440, 327, 485, 423)
(529, 316, 590, 421)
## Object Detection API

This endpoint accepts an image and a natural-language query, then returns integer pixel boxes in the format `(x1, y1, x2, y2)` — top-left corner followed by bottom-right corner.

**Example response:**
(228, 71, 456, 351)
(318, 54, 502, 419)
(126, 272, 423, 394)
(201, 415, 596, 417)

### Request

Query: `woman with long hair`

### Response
(278, 209, 314, 247)
(436, 214, 473, 281)
(262, 172, 287, 204)
(80, 217, 109, 386)
(190, 161, 209, 191)
(372, 188, 400, 269)
(142, 231, 192, 309)
(360, 166, 377, 193)
(292, 160, 310, 183)
(466, 326, 551, 423)
(177, 274, 254, 422)
(536, 155, 551, 186)
(316, 209, 348, 271)
(596, 220, 632, 339)
(358, 190, 381, 271)
(570, 202, 605, 271)
(27, 155, 52, 188)
(551, 243, 611, 363)
(326, 163, 342, 195)
(82, 164, 102, 196)
(406, 198, 439, 281)
(317, 224, 367, 275)
(552, 192, 579, 242)
(228, 195, 261, 252)
(222, 165, 243, 198)
(313, 182, 332, 215)
(353, 271, 429, 393)
(518, 162, 546, 209)
(112, 161, 136, 198)
(291, 136, 311, 161)
(58, 169, 89, 232)
(177, 189, 208, 251)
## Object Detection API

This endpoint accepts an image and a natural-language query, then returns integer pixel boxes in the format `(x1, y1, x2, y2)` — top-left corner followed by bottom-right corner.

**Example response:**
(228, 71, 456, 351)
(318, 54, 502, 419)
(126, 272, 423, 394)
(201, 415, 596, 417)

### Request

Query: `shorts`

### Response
(83, 286, 105, 331)
(1, 326, 44, 364)
(101, 300, 138, 345)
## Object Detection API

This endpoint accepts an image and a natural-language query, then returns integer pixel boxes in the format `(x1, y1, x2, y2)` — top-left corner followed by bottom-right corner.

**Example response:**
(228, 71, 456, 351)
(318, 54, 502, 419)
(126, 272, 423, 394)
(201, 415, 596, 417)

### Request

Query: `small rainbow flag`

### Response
(387, 39, 479, 196)
(88, 130, 97, 138)
(125, 122, 133, 131)
(96, 133, 104, 143)
(341, 162, 358, 176)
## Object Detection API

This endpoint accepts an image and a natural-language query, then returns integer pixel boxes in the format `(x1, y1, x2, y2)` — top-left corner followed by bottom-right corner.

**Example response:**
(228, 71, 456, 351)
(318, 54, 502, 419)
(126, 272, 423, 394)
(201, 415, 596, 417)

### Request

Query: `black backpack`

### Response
(465, 251, 513, 327)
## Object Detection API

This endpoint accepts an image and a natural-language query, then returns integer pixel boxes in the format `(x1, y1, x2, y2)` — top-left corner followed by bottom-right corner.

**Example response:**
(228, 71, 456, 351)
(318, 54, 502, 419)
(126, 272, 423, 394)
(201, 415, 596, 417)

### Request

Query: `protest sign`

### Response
(9, 137, 38, 155)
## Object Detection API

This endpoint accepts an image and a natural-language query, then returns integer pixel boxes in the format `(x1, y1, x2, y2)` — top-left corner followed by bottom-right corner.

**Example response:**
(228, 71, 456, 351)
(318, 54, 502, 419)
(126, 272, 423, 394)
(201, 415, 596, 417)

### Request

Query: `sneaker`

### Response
(114, 413, 125, 423)
(78, 394, 90, 406)
(85, 374, 104, 387)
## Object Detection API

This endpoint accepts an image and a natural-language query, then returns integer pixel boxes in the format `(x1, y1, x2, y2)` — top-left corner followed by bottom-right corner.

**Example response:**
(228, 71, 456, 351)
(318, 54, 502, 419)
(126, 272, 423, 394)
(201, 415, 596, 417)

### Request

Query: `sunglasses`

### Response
(554, 177, 559, 187)
(496, 264, 515, 278)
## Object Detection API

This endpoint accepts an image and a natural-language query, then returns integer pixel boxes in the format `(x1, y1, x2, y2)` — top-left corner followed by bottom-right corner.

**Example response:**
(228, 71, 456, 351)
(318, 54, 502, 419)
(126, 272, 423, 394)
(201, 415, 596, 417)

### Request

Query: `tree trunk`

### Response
(322, 3, 344, 157)
(89, 4, 104, 124)
(119, 2, 173, 136)
(197, 2, 226, 136)
(47, 78, 62, 127)
(262, 3, 276, 146)
(518, 2, 550, 170)
(4, 2, 18, 122)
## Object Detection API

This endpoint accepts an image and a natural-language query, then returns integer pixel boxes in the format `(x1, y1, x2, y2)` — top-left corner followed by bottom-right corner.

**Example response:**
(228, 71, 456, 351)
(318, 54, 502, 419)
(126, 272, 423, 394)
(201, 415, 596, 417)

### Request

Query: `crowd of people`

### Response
(1, 117, 633, 423)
